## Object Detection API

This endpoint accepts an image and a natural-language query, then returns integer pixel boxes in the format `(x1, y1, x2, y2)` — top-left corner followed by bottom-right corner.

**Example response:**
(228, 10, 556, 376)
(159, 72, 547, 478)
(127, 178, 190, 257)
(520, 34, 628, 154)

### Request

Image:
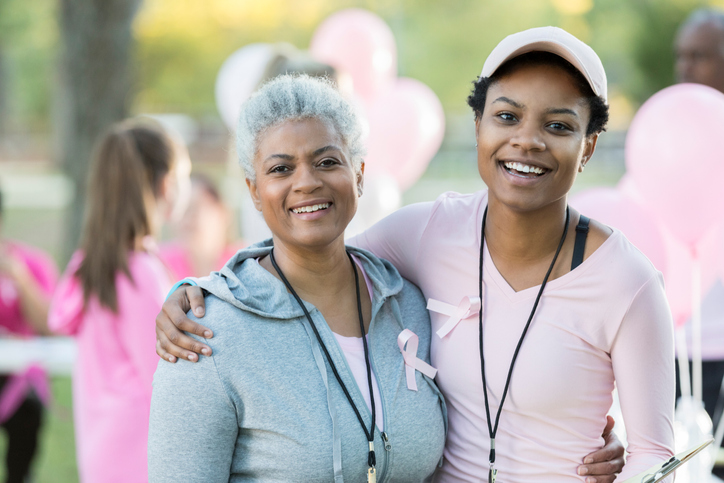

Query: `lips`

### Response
(501, 160, 549, 178)
(290, 202, 331, 214)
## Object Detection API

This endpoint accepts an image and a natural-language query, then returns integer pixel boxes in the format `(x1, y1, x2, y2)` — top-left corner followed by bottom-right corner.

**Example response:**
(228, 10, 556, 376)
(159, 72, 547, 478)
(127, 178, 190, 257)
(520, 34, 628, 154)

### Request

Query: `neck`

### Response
(267, 236, 353, 299)
(484, 196, 568, 265)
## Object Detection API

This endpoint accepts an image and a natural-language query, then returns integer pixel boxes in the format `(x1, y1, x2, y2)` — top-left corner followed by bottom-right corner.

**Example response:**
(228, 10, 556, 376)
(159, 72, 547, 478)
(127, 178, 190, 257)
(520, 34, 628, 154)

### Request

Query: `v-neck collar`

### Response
(480, 227, 621, 303)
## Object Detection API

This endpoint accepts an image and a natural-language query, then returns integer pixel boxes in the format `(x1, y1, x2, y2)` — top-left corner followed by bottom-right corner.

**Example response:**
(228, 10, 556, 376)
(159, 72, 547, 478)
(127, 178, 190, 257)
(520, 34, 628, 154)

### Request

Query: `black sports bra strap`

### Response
(571, 214, 590, 271)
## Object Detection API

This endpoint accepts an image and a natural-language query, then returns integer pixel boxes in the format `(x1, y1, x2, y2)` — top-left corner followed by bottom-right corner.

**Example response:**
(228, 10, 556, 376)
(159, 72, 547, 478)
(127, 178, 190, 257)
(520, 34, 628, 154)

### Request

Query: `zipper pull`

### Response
(381, 432, 391, 451)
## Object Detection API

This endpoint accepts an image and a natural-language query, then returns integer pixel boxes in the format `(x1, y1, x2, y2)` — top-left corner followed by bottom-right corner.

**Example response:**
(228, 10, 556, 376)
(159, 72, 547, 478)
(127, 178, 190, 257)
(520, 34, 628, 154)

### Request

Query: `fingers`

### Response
(156, 317, 211, 362)
(186, 285, 206, 318)
(155, 287, 214, 363)
(577, 456, 624, 479)
(156, 335, 177, 363)
(577, 419, 625, 482)
(602, 415, 615, 437)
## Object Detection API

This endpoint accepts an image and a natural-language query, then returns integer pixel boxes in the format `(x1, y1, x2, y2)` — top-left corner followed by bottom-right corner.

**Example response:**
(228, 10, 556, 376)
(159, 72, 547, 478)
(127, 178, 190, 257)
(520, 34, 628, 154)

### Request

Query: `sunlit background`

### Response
(1, 0, 722, 480)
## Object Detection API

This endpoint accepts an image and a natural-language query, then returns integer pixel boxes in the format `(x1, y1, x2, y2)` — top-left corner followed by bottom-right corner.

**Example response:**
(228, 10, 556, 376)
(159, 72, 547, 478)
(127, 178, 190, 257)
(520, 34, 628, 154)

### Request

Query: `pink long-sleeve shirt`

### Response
(48, 251, 171, 483)
(351, 189, 675, 482)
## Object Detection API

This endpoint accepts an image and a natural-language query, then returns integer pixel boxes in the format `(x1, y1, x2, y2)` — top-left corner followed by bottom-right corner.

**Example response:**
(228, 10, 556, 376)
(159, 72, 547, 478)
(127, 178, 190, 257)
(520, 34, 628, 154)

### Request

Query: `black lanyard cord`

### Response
(478, 206, 570, 467)
(269, 249, 376, 468)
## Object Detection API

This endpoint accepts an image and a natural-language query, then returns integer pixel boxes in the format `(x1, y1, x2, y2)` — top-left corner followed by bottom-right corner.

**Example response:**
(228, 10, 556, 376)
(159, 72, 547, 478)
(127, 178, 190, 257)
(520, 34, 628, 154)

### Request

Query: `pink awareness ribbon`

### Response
(0, 363, 51, 424)
(426, 295, 481, 339)
(397, 329, 437, 391)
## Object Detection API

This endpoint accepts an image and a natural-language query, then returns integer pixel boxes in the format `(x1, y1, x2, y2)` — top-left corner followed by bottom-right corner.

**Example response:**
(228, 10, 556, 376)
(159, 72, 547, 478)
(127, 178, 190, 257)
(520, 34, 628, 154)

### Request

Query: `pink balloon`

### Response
(625, 84, 724, 248)
(570, 187, 667, 272)
(310, 9, 396, 103)
(363, 77, 446, 190)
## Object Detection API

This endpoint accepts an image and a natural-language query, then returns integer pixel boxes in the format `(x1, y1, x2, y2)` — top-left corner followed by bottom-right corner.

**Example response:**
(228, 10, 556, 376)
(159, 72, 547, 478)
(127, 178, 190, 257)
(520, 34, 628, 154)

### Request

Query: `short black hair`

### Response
(467, 51, 609, 136)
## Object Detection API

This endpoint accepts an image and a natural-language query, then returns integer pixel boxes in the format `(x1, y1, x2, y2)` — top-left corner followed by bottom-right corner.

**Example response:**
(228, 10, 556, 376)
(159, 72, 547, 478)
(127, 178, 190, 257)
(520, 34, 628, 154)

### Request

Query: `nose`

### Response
(509, 120, 546, 152)
(293, 163, 324, 193)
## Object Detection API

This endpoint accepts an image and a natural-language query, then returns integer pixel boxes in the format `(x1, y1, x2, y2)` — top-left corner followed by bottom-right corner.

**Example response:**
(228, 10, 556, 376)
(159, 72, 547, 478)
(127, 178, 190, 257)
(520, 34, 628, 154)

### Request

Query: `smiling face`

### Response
(475, 63, 598, 214)
(246, 117, 362, 252)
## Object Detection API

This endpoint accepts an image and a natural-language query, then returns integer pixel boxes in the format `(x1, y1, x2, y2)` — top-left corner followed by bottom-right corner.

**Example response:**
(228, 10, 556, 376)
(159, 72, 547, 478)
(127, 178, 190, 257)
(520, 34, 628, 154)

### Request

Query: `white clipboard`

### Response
(622, 438, 714, 483)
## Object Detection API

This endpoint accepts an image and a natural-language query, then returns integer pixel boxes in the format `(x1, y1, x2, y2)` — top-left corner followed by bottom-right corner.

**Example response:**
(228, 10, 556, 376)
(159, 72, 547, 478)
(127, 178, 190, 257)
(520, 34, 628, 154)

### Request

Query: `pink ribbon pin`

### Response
(0, 364, 51, 424)
(427, 296, 481, 339)
(397, 329, 437, 391)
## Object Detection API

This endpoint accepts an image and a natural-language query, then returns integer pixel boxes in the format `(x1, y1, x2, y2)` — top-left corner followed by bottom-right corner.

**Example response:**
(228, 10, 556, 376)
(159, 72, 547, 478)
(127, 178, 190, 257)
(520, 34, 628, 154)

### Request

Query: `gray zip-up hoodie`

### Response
(148, 243, 447, 482)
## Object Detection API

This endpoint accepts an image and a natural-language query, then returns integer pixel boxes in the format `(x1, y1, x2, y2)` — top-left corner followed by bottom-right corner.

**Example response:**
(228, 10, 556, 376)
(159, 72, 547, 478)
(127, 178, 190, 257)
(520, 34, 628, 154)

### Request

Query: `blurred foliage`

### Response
(1, 0, 722, 127)
(0, 0, 57, 127)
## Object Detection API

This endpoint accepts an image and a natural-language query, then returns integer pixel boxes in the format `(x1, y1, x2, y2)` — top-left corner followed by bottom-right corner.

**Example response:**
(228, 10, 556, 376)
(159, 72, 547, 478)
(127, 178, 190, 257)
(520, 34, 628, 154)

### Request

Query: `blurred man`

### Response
(675, 8, 724, 93)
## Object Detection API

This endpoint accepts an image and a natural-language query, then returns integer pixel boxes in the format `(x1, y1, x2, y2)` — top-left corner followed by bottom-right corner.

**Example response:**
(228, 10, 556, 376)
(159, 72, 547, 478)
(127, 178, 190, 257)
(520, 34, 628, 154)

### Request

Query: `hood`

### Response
(48, 251, 86, 335)
(190, 239, 405, 320)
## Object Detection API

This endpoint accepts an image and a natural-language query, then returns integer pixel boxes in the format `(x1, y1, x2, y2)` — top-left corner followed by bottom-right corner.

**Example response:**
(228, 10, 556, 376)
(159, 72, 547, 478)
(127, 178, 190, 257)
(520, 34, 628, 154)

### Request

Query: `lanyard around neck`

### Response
(269, 249, 378, 477)
(478, 206, 570, 482)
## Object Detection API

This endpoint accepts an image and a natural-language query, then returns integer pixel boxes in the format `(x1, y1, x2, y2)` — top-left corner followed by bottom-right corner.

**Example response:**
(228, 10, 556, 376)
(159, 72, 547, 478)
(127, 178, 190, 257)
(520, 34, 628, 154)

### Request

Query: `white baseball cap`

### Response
(480, 26, 607, 101)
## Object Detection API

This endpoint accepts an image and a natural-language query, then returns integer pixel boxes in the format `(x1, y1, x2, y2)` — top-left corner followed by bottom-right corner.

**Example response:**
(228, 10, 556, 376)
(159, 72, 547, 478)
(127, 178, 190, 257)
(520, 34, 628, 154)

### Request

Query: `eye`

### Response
(318, 157, 340, 167)
(495, 112, 518, 123)
(268, 165, 291, 174)
(547, 122, 572, 133)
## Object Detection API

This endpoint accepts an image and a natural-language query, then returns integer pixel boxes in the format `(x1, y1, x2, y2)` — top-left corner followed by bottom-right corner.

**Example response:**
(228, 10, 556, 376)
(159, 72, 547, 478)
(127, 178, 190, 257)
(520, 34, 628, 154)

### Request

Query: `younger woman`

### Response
(49, 119, 189, 483)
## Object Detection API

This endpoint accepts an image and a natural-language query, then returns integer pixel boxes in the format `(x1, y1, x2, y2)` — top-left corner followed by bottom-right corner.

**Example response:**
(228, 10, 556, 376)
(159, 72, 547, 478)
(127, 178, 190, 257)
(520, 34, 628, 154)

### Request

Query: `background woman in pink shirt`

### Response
(48, 119, 190, 483)
(157, 28, 675, 482)
(159, 174, 243, 280)
(0, 186, 58, 483)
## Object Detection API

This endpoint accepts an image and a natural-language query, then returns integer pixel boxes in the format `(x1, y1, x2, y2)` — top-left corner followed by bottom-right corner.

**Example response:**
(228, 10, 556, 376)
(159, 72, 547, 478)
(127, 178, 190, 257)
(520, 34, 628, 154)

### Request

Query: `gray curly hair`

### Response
(236, 74, 366, 181)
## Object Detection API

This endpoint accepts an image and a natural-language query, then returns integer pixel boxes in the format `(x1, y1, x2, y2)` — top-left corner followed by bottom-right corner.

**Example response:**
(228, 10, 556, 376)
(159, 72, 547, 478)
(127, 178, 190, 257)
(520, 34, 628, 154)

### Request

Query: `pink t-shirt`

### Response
(332, 255, 384, 431)
(48, 250, 172, 483)
(351, 190, 675, 482)
(0, 241, 58, 336)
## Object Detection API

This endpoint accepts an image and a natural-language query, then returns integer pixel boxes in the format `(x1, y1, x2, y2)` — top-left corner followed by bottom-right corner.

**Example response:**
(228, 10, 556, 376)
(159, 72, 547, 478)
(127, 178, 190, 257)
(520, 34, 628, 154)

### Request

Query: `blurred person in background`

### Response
(0, 187, 58, 483)
(48, 119, 190, 483)
(159, 174, 243, 279)
(675, 7, 724, 475)
(675, 8, 724, 93)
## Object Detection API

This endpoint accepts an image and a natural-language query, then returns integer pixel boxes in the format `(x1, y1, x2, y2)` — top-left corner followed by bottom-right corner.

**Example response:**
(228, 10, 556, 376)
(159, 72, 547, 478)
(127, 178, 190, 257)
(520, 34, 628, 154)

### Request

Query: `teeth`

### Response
(292, 203, 330, 214)
(503, 161, 545, 175)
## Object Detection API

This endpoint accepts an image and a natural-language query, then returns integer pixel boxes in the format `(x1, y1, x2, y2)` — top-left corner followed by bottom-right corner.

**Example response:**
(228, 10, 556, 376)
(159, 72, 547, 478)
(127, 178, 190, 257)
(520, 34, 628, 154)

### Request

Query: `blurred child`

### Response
(48, 119, 189, 483)
(159, 174, 242, 279)
(0, 187, 58, 483)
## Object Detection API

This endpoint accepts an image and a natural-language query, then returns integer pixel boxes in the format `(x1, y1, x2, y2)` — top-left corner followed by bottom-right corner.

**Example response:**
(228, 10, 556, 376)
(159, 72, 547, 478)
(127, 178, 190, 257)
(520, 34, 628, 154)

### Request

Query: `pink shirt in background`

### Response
(48, 251, 172, 483)
(351, 189, 675, 482)
(0, 241, 58, 336)
(158, 242, 243, 280)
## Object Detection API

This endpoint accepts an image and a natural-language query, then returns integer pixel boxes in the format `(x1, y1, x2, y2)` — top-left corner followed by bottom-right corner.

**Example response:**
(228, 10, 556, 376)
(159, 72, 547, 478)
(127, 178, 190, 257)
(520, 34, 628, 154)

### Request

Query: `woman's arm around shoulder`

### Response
(611, 272, 676, 481)
(348, 201, 434, 284)
(148, 323, 238, 483)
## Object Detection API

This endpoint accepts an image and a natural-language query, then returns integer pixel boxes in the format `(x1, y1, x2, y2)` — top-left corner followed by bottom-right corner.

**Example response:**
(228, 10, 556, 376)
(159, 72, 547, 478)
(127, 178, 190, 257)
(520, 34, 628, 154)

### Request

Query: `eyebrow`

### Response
(545, 107, 579, 117)
(312, 145, 342, 156)
(263, 145, 342, 163)
(492, 96, 524, 109)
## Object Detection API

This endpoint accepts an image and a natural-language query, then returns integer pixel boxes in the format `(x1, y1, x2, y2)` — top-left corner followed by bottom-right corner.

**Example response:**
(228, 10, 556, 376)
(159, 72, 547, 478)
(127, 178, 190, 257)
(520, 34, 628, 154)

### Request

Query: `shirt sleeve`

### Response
(611, 273, 676, 481)
(23, 248, 59, 295)
(148, 346, 238, 482)
(347, 201, 434, 285)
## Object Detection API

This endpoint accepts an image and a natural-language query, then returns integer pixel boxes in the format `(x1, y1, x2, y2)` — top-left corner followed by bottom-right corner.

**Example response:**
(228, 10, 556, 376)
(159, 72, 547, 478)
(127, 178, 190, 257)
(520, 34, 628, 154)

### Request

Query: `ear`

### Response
(245, 178, 263, 211)
(579, 133, 599, 172)
(474, 116, 481, 145)
(357, 162, 365, 197)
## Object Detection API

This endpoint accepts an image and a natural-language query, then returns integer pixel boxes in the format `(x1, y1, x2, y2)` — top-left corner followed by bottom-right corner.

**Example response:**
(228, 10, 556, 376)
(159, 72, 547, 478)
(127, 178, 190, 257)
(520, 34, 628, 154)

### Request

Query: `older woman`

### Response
(147, 75, 447, 482)
(157, 27, 677, 483)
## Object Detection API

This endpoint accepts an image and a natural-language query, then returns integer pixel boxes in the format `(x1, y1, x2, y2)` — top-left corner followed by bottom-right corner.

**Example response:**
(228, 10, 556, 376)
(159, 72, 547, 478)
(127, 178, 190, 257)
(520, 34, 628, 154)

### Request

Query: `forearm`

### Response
(14, 271, 53, 335)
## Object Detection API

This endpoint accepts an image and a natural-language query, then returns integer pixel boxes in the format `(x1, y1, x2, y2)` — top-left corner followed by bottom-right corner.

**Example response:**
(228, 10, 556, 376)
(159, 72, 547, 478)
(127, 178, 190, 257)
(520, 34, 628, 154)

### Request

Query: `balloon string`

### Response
(692, 255, 703, 404)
